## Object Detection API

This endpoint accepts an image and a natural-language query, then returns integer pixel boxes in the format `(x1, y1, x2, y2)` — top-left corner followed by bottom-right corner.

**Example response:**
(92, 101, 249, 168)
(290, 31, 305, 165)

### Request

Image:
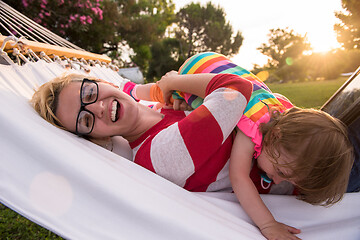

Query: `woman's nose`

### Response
(85, 100, 104, 118)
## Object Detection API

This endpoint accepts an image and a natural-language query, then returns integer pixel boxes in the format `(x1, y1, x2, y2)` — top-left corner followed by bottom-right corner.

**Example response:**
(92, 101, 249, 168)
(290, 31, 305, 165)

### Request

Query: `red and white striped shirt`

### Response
(129, 74, 252, 192)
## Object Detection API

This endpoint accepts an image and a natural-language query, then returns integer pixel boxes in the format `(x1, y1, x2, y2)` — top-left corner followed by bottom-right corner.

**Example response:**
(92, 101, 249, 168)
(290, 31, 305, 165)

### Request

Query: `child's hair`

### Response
(260, 107, 354, 206)
(30, 73, 96, 130)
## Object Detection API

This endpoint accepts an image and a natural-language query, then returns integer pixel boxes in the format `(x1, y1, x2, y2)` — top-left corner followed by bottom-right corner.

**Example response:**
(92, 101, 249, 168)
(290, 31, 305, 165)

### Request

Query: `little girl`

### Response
(131, 52, 354, 239)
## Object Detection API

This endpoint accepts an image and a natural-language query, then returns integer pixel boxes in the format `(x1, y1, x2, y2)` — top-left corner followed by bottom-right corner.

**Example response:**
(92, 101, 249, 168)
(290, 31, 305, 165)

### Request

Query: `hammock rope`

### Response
(0, 0, 112, 65)
(0, 0, 83, 50)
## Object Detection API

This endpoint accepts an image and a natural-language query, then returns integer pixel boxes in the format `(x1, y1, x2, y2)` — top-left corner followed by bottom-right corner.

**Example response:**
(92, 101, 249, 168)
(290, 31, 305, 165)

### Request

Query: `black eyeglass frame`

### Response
(75, 78, 99, 136)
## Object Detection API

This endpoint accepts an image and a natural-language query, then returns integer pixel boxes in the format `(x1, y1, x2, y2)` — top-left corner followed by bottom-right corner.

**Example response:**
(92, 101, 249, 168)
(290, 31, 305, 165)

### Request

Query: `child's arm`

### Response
(230, 131, 301, 240)
(132, 83, 156, 101)
(156, 71, 217, 103)
(135, 82, 194, 111)
(116, 79, 162, 102)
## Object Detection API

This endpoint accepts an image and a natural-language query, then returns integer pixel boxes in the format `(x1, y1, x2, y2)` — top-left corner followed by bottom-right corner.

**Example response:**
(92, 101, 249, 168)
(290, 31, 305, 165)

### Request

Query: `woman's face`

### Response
(56, 80, 140, 138)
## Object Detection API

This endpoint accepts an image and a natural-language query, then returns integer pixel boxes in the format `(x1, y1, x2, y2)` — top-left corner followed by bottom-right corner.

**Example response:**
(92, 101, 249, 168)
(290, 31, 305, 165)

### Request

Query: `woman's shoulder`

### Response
(129, 109, 187, 149)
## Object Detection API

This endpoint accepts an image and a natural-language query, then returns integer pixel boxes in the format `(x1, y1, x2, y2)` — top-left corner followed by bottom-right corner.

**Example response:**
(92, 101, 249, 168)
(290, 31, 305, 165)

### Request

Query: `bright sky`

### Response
(172, 0, 343, 69)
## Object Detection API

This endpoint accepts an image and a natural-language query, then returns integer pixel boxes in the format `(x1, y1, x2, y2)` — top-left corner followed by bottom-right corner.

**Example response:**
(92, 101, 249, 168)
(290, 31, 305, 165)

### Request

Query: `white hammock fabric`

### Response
(0, 60, 359, 240)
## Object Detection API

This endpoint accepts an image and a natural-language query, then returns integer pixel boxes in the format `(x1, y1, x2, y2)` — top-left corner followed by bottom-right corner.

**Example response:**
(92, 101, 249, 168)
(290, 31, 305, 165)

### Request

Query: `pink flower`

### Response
(59, 30, 65, 35)
(70, 15, 76, 21)
(42, 0, 48, 4)
(98, 9, 103, 20)
(86, 16, 93, 24)
(39, 13, 44, 19)
(22, 0, 28, 8)
(79, 15, 87, 25)
(34, 17, 42, 24)
(40, 3, 46, 9)
(44, 12, 50, 16)
(85, 0, 91, 8)
(58, 0, 64, 5)
(91, 7, 98, 15)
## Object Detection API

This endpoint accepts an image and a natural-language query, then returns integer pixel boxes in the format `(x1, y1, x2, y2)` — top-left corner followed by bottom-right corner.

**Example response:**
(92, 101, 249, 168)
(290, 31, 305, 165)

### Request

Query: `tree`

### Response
(334, 0, 360, 49)
(304, 49, 360, 80)
(256, 28, 311, 82)
(176, 2, 243, 58)
(147, 38, 185, 81)
(114, 0, 176, 71)
(3, 0, 112, 53)
(257, 28, 310, 69)
(302, 51, 345, 80)
(3, 0, 176, 71)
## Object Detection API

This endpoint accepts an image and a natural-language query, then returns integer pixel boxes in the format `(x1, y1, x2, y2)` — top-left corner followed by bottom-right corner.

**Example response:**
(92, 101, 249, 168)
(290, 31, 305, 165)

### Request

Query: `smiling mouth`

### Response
(111, 100, 121, 122)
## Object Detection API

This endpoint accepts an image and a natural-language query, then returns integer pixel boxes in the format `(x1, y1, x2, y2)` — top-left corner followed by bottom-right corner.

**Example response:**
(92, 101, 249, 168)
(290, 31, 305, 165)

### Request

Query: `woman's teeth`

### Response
(111, 100, 118, 122)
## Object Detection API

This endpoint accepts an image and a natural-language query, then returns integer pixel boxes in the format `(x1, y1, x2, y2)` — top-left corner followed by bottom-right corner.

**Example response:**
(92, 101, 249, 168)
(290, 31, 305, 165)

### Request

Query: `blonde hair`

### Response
(261, 107, 354, 206)
(30, 73, 97, 130)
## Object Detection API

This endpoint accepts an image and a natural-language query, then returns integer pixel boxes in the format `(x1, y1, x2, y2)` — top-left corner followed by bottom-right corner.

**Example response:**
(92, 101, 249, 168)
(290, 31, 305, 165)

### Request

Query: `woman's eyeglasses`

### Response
(75, 78, 99, 136)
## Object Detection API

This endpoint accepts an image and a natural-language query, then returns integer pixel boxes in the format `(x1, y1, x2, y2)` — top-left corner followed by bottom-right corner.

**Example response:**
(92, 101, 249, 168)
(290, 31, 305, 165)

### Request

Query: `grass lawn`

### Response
(267, 77, 348, 109)
(0, 77, 349, 239)
(0, 204, 63, 239)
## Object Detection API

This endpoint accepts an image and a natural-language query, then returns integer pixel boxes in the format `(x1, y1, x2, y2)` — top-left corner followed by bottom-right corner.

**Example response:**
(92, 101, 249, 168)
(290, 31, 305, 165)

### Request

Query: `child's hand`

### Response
(173, 99, 193, 111)
(157, 71, 178, 105)
(260, 221, 301, 240)
(161, 99, 193, 111)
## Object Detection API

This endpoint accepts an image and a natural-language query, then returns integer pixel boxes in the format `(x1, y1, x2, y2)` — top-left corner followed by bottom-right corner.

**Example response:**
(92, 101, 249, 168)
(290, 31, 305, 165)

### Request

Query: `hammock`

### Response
(0, 2, 359, 239)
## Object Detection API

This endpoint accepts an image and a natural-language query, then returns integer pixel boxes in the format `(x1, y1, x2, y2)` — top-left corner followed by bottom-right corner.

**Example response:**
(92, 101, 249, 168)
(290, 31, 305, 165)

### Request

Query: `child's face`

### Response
(257, 147, 294, 185)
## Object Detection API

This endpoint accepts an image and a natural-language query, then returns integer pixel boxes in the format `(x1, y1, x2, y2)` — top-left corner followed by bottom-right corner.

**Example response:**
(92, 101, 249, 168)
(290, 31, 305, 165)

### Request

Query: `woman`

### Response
(31, 71, 252, 191)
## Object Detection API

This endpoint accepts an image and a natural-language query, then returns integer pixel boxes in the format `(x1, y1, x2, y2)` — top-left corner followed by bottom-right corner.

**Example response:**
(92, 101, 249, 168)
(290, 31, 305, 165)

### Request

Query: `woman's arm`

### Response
(230, 131, 301, 240)
(135, 73, 253, 189)
(155, 72, 253, 142)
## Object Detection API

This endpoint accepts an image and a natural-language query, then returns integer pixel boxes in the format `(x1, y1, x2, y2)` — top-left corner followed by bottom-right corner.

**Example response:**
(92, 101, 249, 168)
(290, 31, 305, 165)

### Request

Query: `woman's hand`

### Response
(156, 70, 179, 105)
(260, 221, 301, 240)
